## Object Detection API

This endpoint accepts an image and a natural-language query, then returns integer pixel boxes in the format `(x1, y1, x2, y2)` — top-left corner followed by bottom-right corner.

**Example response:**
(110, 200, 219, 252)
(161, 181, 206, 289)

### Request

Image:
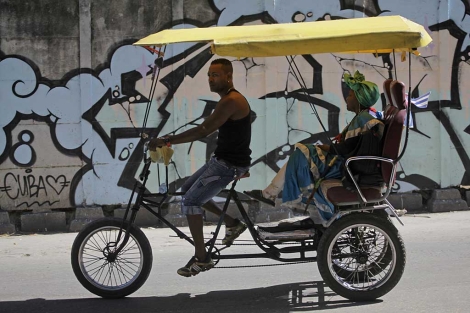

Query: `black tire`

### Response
(317, 213, 406, 301)
(71, 218, 153, 298)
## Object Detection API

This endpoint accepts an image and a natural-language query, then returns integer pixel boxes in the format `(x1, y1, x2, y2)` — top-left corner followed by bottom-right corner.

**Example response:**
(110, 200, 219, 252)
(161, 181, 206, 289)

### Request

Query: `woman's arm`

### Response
(330, 136, 361, 156)
(316, 144, 330, 152)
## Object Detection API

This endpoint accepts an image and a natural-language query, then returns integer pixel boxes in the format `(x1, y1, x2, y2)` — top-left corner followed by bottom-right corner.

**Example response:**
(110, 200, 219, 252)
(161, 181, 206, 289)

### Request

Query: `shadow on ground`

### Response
(0, 281, 380, 313)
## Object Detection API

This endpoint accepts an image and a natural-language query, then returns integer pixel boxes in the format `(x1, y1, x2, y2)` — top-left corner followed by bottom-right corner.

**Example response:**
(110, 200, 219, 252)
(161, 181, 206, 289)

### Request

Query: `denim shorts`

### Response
(180, 157, 249, 215)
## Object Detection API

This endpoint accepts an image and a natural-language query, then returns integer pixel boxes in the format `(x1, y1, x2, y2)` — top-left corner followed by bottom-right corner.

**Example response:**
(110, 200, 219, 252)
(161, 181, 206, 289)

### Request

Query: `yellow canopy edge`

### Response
(134, 16, 432, 57)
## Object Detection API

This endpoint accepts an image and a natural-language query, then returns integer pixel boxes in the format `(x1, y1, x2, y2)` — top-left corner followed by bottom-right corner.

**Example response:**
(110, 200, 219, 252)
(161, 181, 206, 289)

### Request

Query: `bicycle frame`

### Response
(109, 146, 320, 264)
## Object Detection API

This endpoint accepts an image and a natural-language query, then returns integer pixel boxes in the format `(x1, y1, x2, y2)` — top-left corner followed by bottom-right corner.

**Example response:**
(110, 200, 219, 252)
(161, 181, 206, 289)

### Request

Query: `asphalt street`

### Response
(1, 211, 470, 313)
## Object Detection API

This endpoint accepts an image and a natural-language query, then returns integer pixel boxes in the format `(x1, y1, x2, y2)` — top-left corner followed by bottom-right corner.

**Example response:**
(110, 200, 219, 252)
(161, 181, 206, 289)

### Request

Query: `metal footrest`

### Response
(257, 228, 316, 241)
(256, 216, 315, 233)
(255, 216, 316, 241)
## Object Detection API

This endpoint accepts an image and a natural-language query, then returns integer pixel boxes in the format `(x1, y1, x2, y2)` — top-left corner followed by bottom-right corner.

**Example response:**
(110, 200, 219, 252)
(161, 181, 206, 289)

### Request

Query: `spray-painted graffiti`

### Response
(0, 119, 80, 209)
(1, 0, 469, 211)
(1, 171, 69, 203)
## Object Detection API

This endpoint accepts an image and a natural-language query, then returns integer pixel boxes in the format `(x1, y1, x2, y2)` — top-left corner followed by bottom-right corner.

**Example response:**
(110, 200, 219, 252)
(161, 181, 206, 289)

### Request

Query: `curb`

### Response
(1, 188, 469, 234)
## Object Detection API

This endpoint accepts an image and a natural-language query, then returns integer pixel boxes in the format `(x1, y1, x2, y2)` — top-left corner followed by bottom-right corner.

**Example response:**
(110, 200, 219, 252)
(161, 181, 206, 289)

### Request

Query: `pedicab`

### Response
(70, 15, 432, 301)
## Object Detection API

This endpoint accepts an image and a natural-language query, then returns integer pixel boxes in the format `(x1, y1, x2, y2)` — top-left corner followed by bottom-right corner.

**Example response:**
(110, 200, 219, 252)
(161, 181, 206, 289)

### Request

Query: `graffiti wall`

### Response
(1, 0, 469, 211)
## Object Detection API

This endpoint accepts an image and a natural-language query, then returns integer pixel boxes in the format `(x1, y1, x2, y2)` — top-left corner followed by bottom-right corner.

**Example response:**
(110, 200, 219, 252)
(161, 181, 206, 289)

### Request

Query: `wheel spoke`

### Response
(105, 263, 113, 286)
(116, 257, 141, 273)
(96, 230, 109, 248)
(114, 260, 136, 281)
(82, 257, 106, 268)
(91, 261, 109, 284)
(88, 236, 104, 252)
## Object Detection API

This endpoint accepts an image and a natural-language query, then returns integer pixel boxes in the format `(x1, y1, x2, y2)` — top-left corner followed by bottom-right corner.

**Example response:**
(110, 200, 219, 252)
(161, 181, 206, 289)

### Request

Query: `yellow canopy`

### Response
(134, 16, 432, 57)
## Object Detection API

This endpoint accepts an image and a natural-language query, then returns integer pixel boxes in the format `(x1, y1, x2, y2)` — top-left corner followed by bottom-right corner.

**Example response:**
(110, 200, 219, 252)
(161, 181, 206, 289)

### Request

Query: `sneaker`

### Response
(177, 255, 214, 277)
(222, 219, 247, 246)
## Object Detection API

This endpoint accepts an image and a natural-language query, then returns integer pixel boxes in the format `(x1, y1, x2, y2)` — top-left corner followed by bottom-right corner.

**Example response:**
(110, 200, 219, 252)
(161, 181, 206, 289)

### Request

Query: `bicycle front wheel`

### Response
(71, 218, 153, 298)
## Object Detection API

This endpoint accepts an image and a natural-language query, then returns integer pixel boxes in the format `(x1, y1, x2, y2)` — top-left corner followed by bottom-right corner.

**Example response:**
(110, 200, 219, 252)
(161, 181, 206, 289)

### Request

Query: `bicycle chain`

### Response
(213, 260, 314, 269)
(217, 243, 292, 246)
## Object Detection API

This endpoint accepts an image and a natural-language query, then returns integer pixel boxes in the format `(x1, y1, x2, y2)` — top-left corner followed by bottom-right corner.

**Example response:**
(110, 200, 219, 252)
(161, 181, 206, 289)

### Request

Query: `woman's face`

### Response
(346, 89, 361, 112)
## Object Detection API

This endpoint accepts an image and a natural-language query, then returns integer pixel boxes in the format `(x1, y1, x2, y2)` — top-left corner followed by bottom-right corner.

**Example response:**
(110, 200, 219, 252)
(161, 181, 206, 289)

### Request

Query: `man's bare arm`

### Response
(149, 97, 239, 149)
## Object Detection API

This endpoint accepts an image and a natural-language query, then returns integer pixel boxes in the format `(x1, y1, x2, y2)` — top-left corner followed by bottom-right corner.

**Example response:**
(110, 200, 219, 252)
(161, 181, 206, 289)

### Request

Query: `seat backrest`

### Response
(382, 79, 397, 126)
(383, 79, 393, 108)
(381, 80, 407, 184)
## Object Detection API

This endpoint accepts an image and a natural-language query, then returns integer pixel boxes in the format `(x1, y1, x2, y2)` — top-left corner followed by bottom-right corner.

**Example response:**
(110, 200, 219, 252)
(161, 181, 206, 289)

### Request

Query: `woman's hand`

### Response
(148, 137, 164, 151)
(317, 144, 330, 152)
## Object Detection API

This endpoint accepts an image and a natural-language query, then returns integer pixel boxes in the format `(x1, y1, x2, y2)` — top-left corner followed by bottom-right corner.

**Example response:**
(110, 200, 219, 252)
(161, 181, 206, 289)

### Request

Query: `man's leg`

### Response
(177, 213, 214, 277)
(186, 214, 206, 260)
(177, 158, 240, 276)
(202, 199, 237, 227)
(185, 204, 241, 260)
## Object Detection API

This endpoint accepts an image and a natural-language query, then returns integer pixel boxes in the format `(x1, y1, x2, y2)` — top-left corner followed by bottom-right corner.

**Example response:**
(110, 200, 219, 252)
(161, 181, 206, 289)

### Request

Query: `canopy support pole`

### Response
(285, 56, 339, 155)
(140, 45, 167, 139)
(396, 51, 412, 162)
(392, 50, 398, 80)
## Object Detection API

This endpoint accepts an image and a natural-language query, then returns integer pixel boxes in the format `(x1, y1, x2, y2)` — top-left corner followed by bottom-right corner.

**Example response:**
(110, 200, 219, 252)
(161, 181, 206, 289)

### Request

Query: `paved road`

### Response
(1, 211, 470, 313)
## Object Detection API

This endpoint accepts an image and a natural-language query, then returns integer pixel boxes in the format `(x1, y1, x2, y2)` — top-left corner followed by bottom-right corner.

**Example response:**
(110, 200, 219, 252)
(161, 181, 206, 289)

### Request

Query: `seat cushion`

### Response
(326, 185, 382, 206)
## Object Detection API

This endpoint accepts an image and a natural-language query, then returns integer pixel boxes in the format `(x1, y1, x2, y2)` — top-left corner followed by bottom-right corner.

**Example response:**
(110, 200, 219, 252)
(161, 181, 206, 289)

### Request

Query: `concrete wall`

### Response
(1, 0, 470, 212)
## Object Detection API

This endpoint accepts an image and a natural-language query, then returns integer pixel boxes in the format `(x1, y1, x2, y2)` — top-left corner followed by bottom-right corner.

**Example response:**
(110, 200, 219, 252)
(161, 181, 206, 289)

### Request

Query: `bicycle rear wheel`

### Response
(317, 213, 406, 301)
(71, 218, 153, 298)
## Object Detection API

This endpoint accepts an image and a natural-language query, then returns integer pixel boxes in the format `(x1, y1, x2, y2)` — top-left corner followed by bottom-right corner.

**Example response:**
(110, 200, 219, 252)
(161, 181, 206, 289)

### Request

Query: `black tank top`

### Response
(213, 90, 252, 167)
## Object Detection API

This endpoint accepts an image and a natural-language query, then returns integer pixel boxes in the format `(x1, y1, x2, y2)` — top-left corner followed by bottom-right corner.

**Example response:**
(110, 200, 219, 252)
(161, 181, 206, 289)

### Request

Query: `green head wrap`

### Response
(343, 71, 379, 108)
